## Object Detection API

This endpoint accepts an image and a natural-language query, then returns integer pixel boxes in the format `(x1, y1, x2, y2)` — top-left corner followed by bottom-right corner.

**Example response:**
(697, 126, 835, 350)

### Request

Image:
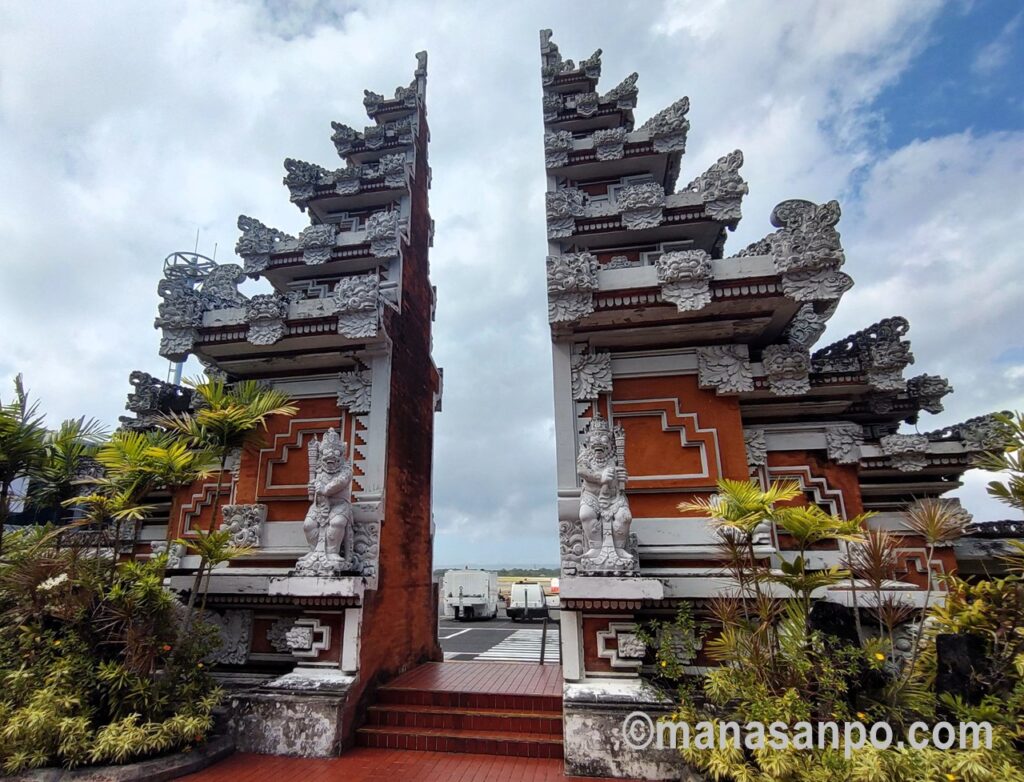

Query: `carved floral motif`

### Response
(593, 127, 627, 161)
(298, 224, 337, 266)
(204, 610, 253, 665)
(697, 345, 754, 395)
(365, 210, 399, 258)
(337, 370, 372, 413)
(600, 73, 639, 109)
(744, 429, 767, 468)
(571, 350, 613, 401)
(826, 424, 864, 464)
(220, 503, 267, 548)
(906, 374, 953, 415)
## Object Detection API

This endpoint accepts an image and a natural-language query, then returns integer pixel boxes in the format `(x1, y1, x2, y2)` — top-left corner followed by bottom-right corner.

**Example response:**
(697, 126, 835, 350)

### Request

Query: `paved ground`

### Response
(438, 609, 560, 663)
(181, 749, 639, 781)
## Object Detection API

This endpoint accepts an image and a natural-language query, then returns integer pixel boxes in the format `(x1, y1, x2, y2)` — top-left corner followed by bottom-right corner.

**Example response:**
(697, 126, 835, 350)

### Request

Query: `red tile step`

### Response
(356, 726, 563, 758)
(376, 685, 561, 713)
(365, 703, 563, 735)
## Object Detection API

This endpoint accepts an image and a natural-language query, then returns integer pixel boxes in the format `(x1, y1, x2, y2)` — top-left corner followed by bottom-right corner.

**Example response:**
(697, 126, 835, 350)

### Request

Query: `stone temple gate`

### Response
(123, 53, 442, 755)
(112, 32, 1008, 779)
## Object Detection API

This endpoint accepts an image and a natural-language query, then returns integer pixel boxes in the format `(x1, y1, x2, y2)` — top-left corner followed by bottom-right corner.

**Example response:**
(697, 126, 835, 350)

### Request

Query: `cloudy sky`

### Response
(2, 1, 1022, 567)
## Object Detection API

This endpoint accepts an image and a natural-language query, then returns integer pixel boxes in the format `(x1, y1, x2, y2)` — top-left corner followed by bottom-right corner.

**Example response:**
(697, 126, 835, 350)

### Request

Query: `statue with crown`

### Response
(294, 427, 356, 577)
(576, 414, 639, 576)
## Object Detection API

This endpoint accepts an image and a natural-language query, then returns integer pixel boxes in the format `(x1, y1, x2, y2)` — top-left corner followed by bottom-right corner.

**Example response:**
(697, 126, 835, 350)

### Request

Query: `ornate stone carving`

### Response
(236, 215, 295, 275)
(204, 609, 253, 665)
(639, 97, 690, 153)
(925, 413, 1012, 452)
(559, 518, 586, 576)
(330, 122, 359, 158)
(334, 164, 363, 196)
(812, 317, 914, 391)
(571, 350, 613, 401)
(784, 304, 828, 349)
(283, 158, 330, 206)
(762, 344, 811, 396)
(546, 188, 587, 239)
(685, 150, 748, 223)
(245, 294, 289, 346)
(544, 130, 574, 168)
(199, 264, 248, 309)
(539, 29, 601, 84)
(352, 520, 380, 579)
(577, 415, 637, 576)
(120, 370, 194, 430)
(365, 210, 400, 258)
(617, 182, 665, 230)
(294, 428, 356, 576)
(656, 250, 713, 312)
(155, 277, 203, 362)
(542, 92, 563, 122)
(596, 622, 644, 669)
(744, 429, 767, 468)
(906, 374, 953, 415)
(332, 274, 379, 339)
(880, 433, 930, 472)
(297, 224, 337, 266)
(592, 127, 627, 161)
(285, 617, 331, 658)
(337, 370, 372, 413)
(738, 199, 853, 303)
(574, 91, 599, 118)
(547, 252, 599, 323)
(601, 73, 639, 109)
(827, 424, 864, 464)
(150, 540, 184, 568)
(696, 345, 754, 394)
(658, 625, 703, 665)
(220, 503, 267, 548)
(377, 153, 407, 188)
(267, 617, 296, 654)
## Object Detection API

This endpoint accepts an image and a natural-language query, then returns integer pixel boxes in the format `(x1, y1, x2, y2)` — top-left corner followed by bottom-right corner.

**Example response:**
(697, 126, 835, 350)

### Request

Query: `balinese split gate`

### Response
(116, 31, 1005, 781)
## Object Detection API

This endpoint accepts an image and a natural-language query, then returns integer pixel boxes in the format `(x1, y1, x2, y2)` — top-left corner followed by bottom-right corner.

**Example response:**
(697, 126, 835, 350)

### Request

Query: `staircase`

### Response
(356, 673, 564, 758)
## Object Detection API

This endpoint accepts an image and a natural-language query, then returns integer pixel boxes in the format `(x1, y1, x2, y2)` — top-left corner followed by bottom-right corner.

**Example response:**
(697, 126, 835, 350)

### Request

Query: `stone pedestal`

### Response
(229, 669, 355, 757)
(563, 680, 702, 780)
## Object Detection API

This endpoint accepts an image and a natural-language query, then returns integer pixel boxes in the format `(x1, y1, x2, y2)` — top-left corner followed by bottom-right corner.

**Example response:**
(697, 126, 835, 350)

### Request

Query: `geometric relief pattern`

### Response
(609, 398, 723, 490)
(256, 416, 357, 499)
(763, 464, 848, 520)
(179, 479, 234, 534)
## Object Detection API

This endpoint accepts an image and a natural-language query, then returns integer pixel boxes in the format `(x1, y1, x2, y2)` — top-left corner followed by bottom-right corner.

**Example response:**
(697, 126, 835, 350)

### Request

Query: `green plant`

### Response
(0, 528, 221, 773)
(28, 416, 107, 524)
(0, 375, 47, 554)
(157, 377, 296, 627)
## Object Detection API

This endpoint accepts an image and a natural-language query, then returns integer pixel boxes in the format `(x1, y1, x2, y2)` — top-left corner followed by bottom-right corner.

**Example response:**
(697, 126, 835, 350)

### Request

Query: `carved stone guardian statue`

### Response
(294, 428, 355, 576)
(577, 414, 638, 575)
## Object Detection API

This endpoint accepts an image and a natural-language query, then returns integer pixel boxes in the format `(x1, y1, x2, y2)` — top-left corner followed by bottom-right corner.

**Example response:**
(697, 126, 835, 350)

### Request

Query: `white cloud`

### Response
(971, 10, 1022, 75)
(0, 0, 1020, 564)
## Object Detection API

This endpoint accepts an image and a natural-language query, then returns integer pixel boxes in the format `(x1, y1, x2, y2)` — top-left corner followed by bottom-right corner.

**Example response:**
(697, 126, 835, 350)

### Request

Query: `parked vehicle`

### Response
(507, 581, 548, 621)
(442, 569, 499, 620)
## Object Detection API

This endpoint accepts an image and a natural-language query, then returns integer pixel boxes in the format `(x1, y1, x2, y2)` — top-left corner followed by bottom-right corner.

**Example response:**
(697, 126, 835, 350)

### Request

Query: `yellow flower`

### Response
(53, 640, 62, 647)
(874, 652, 885, 661)
(660, 660, 668, 668)
(197, 662, 204, 669)
(856, 712, 867, 721)
(946, 774, 957, 781)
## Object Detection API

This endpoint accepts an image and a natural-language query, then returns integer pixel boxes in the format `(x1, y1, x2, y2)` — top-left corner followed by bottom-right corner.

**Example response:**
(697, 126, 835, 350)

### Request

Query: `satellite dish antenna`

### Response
(162, 250, 217, 385)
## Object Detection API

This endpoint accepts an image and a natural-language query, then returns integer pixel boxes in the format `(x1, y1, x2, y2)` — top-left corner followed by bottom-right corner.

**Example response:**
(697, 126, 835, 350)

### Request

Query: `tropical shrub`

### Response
(645, 478, 1024, 782)
(0, 526, 221, 774)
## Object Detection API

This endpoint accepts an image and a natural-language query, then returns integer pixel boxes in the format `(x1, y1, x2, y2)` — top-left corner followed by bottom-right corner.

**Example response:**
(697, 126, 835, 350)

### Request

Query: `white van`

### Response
(507, 581, 548, 621)
(442, 569, 499, 621)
